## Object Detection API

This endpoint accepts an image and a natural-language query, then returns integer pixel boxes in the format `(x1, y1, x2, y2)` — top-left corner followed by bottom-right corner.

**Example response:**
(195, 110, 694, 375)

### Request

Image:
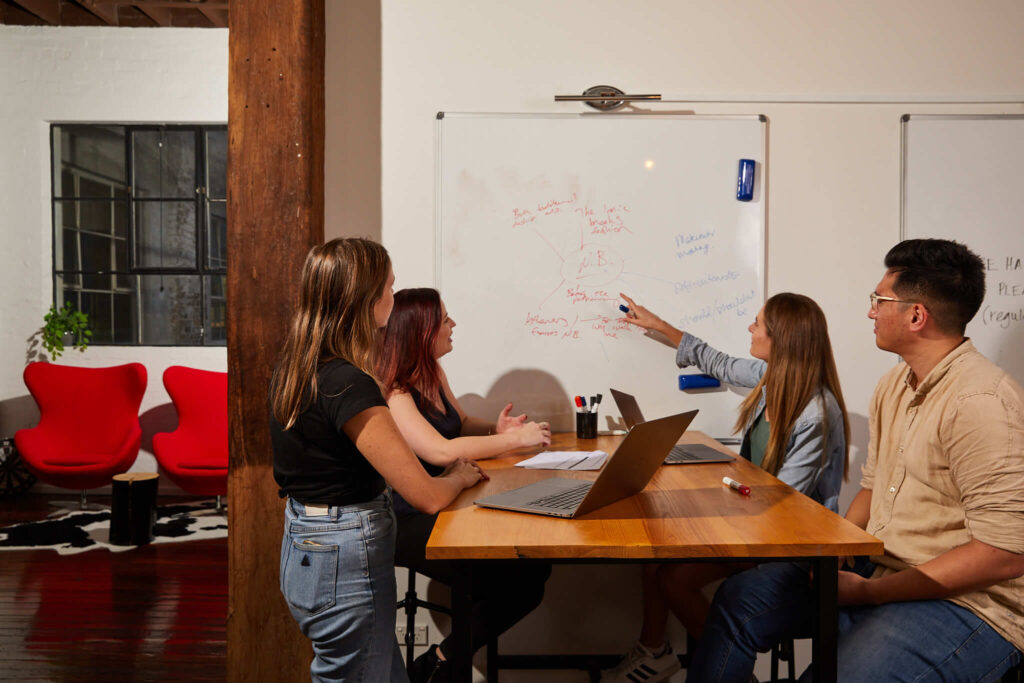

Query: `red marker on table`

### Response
(722, 476, 750, 496)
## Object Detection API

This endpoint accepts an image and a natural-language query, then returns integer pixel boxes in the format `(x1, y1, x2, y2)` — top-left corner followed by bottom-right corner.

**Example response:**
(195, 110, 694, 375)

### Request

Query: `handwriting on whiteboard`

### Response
(980, 254, 1024, 328)
(508, 189, 755, 345)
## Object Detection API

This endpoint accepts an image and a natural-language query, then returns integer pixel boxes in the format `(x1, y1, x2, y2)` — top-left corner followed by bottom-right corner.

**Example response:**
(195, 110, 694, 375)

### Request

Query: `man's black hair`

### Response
(884, 238, 985, 335)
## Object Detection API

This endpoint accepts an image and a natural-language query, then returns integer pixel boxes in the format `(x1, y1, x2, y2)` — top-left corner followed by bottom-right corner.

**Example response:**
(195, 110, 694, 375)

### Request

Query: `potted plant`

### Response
(41, 302, 92, 359)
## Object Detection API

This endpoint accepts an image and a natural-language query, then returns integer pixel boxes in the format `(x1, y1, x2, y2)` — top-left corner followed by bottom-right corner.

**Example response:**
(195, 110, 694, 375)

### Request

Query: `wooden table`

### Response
(426, 431, 882, 682)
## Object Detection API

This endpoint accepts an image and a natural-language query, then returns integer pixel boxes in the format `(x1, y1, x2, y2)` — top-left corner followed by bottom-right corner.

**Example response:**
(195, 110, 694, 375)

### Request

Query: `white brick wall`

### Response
(0, 26, 228, 490)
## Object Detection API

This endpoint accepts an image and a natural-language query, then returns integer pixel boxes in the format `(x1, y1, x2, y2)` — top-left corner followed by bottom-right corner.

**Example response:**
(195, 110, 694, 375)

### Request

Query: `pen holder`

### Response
(576, 412, 598, 439)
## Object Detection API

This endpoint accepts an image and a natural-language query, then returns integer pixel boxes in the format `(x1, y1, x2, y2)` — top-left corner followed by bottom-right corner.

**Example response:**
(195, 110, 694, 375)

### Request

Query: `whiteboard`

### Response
(436, 113, 765, 437)
(902, 115, 1024, 386)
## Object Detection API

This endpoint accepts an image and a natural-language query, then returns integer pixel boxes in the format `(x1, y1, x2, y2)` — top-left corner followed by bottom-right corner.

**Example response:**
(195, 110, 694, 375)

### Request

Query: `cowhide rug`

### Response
(0, 501, 227, 555)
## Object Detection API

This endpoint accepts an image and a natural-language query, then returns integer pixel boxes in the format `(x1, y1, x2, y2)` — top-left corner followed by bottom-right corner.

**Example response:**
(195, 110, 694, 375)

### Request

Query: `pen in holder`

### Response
(576, 411, 598, 439)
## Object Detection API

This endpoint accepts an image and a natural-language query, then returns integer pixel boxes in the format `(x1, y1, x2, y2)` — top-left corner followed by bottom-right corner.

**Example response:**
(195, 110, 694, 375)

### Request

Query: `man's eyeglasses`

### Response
(869, 292, 918, 311)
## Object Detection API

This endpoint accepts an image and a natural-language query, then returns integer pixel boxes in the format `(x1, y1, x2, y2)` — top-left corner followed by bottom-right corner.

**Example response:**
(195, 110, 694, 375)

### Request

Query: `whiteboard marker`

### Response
(722, 476, 751, 496)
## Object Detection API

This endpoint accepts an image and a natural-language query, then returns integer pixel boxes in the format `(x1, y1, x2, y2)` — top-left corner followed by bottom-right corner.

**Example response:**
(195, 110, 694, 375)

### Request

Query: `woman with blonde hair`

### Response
(269, 238, 486, 682)
(603, 291, 849, 683)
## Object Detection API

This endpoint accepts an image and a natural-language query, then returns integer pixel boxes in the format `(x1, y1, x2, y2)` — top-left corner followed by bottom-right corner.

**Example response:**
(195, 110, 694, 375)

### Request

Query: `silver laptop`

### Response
(609, 388, 735, 465)
(473, 410, 697, 519)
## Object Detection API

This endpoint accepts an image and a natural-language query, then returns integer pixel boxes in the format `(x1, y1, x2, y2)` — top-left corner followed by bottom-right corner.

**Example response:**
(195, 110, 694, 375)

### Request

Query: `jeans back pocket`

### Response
(282, 539, 339, 615)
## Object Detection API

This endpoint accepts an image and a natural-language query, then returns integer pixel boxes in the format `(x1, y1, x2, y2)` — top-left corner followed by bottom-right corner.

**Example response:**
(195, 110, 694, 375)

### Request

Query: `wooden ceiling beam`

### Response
(74, 0, 118, 24)
(133, 1, 172, 25)
(195, 5, 225, 27)
(9, 0, 60, 24)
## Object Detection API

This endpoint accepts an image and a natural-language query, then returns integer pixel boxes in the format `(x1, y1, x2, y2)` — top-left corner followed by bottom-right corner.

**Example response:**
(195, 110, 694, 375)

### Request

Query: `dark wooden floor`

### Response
(0, 495, 227, 681)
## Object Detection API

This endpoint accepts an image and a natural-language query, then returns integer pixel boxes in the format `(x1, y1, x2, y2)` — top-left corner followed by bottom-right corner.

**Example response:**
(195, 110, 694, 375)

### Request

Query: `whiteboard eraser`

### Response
(679, 374, 721, 390)
(737, 159, 755, 201)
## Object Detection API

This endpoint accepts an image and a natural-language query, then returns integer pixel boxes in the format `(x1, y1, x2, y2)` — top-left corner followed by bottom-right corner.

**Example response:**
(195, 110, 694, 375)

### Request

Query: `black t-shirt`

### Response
(270, 358, 388, 505)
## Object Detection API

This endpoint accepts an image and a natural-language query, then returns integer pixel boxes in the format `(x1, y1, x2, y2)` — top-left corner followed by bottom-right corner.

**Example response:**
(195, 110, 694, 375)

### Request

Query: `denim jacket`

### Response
(676, 333, 845, 512)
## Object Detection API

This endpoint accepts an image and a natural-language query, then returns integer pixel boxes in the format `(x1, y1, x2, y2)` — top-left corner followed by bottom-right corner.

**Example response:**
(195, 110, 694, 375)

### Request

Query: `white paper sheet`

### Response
(514, 450, 608, 471)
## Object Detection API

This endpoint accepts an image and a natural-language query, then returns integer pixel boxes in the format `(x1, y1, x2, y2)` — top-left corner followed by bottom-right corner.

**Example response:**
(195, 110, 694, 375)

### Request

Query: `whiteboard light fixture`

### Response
(555, 85, 662, 111)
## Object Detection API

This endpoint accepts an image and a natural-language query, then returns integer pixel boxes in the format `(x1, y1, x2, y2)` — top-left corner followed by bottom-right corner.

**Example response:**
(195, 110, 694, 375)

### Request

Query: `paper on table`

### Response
(514, 450, 608, 471)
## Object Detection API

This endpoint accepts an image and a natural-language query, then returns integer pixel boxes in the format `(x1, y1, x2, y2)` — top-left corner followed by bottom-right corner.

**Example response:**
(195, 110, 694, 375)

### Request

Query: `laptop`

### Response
(609, 388, 735, 465)
(474, 410, 697, 519)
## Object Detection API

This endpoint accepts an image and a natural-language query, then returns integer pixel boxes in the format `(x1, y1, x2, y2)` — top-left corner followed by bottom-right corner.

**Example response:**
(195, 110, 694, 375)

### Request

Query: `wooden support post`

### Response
(227, 0, 324, 680)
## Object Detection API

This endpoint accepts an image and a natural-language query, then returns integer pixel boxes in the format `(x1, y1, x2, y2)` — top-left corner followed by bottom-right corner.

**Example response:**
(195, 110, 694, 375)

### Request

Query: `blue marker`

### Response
(579, 396, 588, 412)
(619, 304, 630, 314)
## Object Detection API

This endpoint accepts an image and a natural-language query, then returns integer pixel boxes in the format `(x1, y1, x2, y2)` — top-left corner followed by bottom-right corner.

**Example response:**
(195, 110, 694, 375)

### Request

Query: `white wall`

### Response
(368, 1, 1024, 679)
(0, 26, 228, 491)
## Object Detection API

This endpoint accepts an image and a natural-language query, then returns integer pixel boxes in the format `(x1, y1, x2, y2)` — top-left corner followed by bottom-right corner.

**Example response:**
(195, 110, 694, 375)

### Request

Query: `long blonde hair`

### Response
(734, 293, 850, 479)
(270, 238, 391, 430)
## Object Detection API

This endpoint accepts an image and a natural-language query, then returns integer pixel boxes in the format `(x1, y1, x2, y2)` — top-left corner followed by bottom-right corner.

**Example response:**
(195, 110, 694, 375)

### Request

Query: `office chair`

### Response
(396, 568, 452, 676)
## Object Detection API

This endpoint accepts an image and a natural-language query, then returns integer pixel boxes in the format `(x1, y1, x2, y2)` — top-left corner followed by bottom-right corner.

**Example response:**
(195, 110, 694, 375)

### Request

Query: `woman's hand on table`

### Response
(516, 421, 551, 448)
(442, 458, 489, 489)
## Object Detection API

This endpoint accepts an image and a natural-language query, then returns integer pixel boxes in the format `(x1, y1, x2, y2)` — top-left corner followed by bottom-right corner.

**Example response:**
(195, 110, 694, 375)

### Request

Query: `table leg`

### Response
(811, 556, 839, 683)
(449, 561, 474, 683)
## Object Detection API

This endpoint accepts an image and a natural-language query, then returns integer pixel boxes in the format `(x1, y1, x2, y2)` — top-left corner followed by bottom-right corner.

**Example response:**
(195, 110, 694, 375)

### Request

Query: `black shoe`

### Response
(411, 644, 451, 683)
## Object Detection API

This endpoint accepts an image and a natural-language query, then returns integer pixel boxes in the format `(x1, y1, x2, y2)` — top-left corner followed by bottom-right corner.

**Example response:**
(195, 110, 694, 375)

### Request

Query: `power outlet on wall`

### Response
(395, 624, 428, 645)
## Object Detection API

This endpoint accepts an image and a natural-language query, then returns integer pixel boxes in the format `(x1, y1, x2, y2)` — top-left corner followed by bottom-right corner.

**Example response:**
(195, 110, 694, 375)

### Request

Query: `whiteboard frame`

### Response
(432, 112, 768, 437)
(435, 112, 768, 297)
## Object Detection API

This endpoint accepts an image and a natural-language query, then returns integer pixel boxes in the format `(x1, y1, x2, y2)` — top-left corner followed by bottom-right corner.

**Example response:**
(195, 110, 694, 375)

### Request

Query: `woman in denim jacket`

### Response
(604, 292, 850, 683)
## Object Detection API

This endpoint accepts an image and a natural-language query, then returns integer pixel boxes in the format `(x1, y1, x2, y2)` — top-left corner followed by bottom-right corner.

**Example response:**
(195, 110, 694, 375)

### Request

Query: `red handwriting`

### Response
(577, 250, 613, 276)
(537, 193, 578, 216)
(524, 313, 582, 340)
(566, 285, 618, 305)
(580, 314, 635, 339)
(512, 207, 536, 228)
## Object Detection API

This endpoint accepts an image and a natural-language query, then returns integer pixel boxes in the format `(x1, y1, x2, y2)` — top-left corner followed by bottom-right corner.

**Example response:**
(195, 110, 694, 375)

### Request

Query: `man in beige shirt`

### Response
(689, 239, 1024, 682)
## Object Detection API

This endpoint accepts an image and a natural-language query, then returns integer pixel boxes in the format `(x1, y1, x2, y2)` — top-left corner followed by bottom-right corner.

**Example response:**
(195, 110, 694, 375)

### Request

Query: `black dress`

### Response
(393, 388, 551, 658)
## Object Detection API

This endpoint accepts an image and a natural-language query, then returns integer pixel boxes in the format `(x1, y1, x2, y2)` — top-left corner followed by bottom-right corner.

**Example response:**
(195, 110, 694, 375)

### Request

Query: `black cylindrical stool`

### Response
(109, 472, 159, 546)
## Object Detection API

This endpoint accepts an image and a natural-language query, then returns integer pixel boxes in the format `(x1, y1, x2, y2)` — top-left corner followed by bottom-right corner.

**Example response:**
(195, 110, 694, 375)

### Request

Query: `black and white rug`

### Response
(0, 501, 227, 555)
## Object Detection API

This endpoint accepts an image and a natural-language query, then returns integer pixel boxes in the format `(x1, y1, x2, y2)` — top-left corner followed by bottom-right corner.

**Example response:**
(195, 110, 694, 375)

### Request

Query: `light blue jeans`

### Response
(688, 559, 1022, 683)
(280, 492, 407, 683)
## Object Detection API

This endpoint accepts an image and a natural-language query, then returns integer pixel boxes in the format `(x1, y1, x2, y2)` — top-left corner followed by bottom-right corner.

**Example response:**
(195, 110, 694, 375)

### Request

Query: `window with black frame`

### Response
(51, 124, 227, 346)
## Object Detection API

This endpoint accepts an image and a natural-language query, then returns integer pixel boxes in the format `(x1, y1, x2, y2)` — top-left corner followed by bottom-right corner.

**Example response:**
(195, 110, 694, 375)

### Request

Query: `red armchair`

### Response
(152, 366, 227, 499)
(15, 362, 147, 499)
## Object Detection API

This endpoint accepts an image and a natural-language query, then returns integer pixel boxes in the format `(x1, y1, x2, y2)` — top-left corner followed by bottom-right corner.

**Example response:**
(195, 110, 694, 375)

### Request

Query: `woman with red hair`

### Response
(378, 287, 552, 683)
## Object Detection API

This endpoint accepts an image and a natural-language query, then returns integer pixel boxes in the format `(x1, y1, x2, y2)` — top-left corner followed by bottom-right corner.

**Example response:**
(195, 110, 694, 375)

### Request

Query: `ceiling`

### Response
(1, 0, 226, 28)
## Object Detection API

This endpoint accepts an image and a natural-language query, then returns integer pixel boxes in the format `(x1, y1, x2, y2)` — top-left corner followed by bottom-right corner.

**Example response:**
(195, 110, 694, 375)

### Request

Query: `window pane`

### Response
(52, 125, 127, 198)
(135, 201, 197, 268)
(80, 291, 113, 344)
(55, 276, 82, 311)
(133, 130, 196, 198)
(207, 200, 227, 269)
(61, 229, 79, 278)
(139, 274, 203, 345)
(205, 274, 227, 345)
(206, 129, 227, 200)
(113, 292, 134, 344)
(80, 232, 113, 289)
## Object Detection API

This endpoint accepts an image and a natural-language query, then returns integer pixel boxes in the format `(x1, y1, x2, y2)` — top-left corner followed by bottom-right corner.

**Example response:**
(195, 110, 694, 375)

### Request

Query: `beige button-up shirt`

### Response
(862, 340, 1024, 651)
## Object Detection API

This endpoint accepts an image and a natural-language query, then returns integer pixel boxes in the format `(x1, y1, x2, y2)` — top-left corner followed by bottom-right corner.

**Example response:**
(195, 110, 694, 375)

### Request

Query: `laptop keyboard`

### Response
(527, 482, 592, 510)
(665, 445, 699, 463)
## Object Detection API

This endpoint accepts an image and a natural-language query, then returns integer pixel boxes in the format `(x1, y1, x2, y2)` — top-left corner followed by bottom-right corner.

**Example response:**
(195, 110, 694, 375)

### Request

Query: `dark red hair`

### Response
(376, 288, 445, 413)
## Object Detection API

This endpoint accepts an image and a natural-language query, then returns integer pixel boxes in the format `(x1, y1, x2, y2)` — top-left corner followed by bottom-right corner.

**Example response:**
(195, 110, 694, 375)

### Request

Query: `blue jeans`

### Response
(280, 492, 407, 683)
(687, 559, 1022, 683)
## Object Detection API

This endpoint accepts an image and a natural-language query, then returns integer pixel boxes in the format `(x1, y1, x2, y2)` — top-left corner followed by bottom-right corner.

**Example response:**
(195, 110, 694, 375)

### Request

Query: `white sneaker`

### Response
(603, 640, 681, 682)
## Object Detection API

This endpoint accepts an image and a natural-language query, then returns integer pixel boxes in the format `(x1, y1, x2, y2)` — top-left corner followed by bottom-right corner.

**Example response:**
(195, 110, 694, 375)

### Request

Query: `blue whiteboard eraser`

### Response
(737, 159, 755, 201)
(679, 374, 721, 390)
